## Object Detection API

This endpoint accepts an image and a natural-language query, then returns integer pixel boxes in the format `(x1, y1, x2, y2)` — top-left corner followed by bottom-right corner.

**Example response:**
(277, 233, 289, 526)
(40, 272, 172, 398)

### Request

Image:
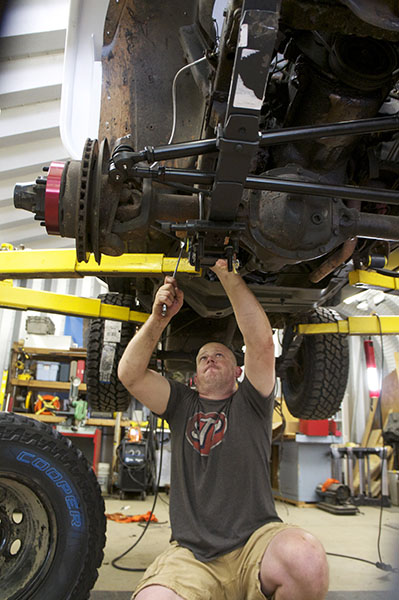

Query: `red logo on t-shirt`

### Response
(186, 411, 228, 456)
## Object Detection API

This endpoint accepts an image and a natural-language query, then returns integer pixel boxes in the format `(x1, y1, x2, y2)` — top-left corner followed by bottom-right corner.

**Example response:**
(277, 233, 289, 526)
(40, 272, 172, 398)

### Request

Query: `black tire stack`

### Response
(86, 293, 136, 413)
(281, 307, 349, 419)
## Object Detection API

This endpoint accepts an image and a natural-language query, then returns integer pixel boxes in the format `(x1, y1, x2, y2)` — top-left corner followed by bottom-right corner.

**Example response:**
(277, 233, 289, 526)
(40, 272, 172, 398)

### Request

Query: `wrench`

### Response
(161, 241, 185, 317)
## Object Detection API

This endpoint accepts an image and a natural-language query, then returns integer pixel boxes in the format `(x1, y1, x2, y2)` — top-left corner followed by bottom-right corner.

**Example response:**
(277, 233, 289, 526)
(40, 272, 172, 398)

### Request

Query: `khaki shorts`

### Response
(132, 521, 297, 600)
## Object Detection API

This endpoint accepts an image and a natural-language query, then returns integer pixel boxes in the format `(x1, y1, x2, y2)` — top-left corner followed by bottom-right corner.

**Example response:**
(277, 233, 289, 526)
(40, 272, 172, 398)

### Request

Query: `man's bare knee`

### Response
(135, 584, 185, 599)
(260, 528, 329, 600)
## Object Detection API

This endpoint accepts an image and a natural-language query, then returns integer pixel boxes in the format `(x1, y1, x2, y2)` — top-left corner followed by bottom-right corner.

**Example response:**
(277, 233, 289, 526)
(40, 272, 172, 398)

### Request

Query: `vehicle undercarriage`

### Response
(13, 0, 399, 418)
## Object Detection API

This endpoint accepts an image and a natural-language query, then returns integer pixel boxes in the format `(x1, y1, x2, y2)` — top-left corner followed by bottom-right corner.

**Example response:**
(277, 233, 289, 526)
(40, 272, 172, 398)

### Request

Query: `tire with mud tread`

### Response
(0, 412, 106, 600)
(86, 292, 136, 412)
(281, 307, 349, 419)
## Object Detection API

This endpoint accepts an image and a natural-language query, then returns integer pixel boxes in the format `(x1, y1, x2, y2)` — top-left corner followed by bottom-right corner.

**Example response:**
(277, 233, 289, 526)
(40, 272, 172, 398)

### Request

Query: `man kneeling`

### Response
(118, 260, 329, 600)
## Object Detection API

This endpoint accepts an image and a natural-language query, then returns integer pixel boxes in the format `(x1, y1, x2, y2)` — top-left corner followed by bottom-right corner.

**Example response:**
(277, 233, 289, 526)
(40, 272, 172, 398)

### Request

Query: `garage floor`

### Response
(90, 493, 399, 599)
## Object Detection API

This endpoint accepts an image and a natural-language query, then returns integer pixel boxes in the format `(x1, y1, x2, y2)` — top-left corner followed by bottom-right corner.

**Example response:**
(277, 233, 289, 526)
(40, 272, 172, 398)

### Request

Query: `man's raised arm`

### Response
(118, 276, 184, 415)
(211, 260, 275, 397)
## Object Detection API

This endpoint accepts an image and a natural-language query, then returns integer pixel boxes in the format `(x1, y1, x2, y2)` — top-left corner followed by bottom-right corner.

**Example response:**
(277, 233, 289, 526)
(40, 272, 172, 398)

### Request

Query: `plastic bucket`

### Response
(388, 470, 399, 506)
(97, 462, 110, 493)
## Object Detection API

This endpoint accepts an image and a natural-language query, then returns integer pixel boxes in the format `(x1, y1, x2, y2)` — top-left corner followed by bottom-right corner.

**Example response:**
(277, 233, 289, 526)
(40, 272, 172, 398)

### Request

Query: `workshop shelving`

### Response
(7, 342, 87, 412)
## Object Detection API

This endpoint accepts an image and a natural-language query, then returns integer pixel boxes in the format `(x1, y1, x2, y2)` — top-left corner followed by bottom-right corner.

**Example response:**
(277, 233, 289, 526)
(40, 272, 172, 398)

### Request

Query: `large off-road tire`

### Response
(86, 293, 135, 412)
(0, 413, 106, 600)
(281, 307, 349, 419)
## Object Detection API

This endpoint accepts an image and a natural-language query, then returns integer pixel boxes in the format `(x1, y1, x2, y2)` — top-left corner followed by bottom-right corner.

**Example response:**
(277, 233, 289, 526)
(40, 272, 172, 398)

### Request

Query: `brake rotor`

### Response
(91, 138, 110, 264)
(76, 138, 98, 263)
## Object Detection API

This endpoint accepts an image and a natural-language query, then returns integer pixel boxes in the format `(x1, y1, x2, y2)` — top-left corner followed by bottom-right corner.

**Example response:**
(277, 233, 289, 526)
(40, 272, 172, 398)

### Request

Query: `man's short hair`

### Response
(196, 341, 238, 366)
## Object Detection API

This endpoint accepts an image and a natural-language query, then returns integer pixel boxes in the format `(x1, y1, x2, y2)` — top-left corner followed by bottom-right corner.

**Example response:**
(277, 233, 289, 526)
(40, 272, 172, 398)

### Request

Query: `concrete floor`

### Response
(90, 493, 399, 599)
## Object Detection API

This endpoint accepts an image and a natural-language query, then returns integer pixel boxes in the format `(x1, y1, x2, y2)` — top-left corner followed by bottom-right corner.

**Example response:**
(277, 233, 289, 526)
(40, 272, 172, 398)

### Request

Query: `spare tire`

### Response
(0, 413, 106, 600)
(281, 307, 349, 419)
(86, 292, 135, 412)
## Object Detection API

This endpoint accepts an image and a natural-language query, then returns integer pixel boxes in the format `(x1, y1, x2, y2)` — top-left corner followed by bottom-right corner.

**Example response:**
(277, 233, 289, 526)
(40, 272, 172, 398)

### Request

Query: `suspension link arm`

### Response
(110, 114, 399, 173)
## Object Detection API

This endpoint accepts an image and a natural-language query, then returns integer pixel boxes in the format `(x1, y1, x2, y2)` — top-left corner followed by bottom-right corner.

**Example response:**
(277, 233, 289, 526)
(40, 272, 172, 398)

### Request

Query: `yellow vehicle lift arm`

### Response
(0, 248, 399, 334)
(297, 315, 399, 336)
(297, 268, 399, 334)
(349, 268, 399, 293)
(0, 249, 200, 323)
(0, 280, 149, 323)
(0, 248, 199, 279)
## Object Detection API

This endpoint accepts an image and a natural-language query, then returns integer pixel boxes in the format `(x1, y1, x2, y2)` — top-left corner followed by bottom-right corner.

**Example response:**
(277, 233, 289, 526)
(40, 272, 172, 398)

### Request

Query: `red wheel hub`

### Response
(44, 161, 65, 235)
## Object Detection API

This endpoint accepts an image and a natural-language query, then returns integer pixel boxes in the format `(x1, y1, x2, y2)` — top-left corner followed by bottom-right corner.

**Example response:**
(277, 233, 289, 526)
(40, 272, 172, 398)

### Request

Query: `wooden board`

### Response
(11, 378, 87, 392)
(273, 494, 317, 508)
(12, 343, 86, 358)
(378, 367, 399, 427)
(361, 398, 378, 447)
(17, 413, 131, 427)
(368, 429, 382, 447)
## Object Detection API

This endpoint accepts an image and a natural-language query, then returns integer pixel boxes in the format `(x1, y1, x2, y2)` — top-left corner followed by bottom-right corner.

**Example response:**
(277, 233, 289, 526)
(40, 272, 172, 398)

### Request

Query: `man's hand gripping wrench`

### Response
(161, 241, 185, 317)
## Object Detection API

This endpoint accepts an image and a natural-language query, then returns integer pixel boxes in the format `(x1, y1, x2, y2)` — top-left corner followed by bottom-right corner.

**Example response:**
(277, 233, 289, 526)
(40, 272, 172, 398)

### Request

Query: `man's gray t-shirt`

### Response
(160, 376, 281, 562)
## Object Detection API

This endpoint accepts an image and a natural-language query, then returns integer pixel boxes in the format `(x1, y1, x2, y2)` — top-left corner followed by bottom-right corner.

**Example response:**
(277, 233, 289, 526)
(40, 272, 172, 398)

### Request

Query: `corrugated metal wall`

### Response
(0, 0, 69, 249)
(0, 0, 107, 377)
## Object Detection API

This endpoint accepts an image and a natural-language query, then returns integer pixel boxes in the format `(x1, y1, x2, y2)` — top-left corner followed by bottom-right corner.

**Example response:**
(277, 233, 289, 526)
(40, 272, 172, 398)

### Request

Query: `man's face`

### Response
(194, 343, 240, 394)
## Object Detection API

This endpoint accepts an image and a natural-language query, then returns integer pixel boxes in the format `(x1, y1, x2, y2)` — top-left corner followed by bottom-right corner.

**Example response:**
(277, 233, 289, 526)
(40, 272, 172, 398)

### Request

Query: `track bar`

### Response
(260, 115, 399, 146)
(120, 115, 399, 164)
